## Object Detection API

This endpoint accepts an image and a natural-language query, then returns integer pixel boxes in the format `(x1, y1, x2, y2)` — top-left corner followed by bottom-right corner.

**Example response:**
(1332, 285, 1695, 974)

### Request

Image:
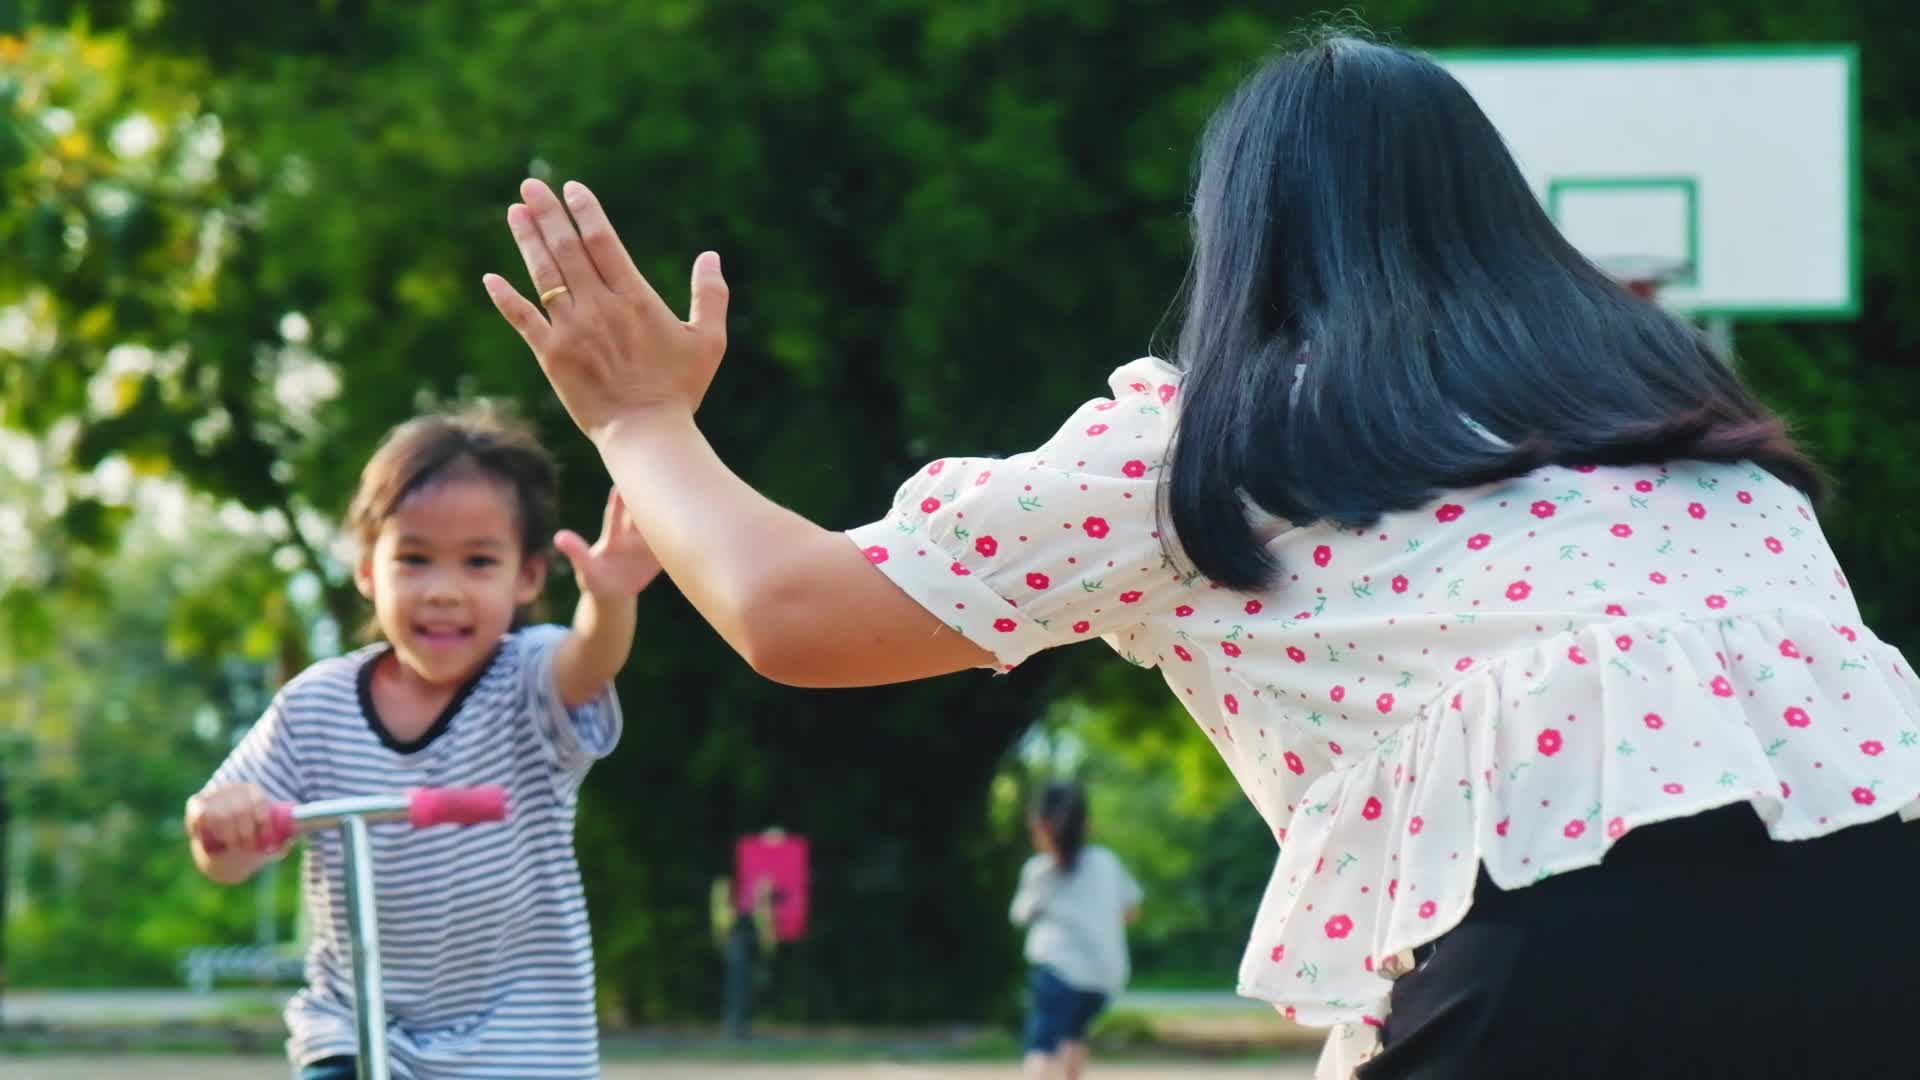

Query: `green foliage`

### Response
(3, 0, 1917, 1021)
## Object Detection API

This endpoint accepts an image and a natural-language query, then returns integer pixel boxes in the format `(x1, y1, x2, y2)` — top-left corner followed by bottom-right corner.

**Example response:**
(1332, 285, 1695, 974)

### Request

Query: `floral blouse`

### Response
(845, 357, 1919, 1076)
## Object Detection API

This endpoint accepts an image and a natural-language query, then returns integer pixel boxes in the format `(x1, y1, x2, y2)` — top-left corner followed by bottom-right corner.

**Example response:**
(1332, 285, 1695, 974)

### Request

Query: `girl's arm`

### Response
(549, 488, 657, 706)
(1010, 858, 1055, 926)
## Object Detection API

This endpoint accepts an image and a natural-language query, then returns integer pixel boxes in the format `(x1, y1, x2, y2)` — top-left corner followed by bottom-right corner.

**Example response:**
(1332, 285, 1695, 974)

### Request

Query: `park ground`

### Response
(0, 988, 1322, 1079)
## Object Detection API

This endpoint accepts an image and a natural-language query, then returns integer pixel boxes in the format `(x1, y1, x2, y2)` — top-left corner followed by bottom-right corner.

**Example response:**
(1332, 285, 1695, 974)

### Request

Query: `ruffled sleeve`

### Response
(846, 358, 1183, 672)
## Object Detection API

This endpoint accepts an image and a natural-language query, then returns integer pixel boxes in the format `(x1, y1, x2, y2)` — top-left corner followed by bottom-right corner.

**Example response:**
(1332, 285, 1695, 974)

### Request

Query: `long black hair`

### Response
(1165, 34, 1823, 592)
(1034, 782, 1089, 874)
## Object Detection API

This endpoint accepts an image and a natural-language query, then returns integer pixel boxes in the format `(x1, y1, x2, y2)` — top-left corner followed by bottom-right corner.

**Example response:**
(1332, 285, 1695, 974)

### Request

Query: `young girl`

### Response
(1010, 783, 1141, 1080)
(487, 33, 1919, 1080)
(185, 407, 657, 1080)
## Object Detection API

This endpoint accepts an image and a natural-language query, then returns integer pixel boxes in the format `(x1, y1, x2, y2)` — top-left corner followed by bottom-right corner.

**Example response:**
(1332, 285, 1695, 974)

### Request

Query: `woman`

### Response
(484, 33, 1920, 1079)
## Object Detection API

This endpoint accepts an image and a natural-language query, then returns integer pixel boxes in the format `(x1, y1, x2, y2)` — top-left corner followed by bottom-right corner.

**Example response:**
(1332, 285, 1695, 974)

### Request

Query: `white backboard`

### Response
(1438, 47, 1859, 318)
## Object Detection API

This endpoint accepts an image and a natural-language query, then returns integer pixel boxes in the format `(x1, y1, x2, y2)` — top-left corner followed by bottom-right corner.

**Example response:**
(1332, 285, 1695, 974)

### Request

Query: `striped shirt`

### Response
(207, 623, 621, 1078)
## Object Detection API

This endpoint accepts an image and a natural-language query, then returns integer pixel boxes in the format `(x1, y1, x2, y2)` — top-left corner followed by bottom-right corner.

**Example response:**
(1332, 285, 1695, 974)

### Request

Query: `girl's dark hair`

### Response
(1034, 781, 1090, 874)
(1166, 34, 1824, 592)
(346, 405, 559, 628)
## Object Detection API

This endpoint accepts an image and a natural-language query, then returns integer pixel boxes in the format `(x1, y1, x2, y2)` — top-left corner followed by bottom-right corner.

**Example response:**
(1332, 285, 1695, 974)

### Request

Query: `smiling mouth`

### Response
(414, 626, 476, 647)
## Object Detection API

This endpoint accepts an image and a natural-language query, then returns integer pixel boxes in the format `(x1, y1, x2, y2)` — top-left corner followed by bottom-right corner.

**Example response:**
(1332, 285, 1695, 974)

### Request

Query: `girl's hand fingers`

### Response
(520, 179, 600, 299)
(251, 798, 277, 851)
(610, 489, 637, 535)
(561, 181, 664, 308)
(598, 487, 621, 540)
(483, 274, 551, 354)
(506, 203, 571, 311)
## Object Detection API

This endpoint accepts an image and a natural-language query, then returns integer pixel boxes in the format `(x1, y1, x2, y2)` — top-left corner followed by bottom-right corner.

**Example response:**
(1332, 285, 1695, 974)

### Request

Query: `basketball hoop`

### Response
(1594, 255, 1692, 302)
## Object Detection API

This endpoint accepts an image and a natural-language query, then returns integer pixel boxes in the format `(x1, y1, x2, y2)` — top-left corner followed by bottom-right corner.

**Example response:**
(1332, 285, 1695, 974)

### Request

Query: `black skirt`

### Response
(1356, 803, 1920, 1080)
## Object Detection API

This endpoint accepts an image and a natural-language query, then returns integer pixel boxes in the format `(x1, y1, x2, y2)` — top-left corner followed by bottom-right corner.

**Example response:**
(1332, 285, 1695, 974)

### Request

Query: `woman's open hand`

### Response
(484, 179, 729, 444)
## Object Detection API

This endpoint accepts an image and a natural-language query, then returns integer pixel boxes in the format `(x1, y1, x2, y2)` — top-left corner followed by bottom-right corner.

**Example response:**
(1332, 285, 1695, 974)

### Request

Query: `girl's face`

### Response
(1029, 818, 1055, 855)
(354, 475, 545, 688)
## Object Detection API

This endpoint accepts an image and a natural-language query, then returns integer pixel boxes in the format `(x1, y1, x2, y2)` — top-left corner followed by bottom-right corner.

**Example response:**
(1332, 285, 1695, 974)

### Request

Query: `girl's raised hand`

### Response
(483, 179, 729, 444)
(554, 488, 663, 598)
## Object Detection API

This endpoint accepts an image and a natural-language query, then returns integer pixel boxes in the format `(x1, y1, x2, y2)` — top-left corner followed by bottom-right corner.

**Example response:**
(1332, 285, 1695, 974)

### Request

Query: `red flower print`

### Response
(975, 535, 998, 557)
(1606, 604, 1627, 616)
(1537, 729, 1564, 756)
(1026, 572, 1051, 590)
(1392, 574, 1409, 593)
(1389, 878, 1399, 899)
(1287, 645, 1307, 663)
(1122, 459, 1148, 478)
(1408, 816, 1424, 835)
(1710, 676, 1734, 698)
(1530, 500, 1557, 519)
(1270, 944, 1285, 963)
(1737, 490, 1754, 504)
(1574, 464, 1598, 473)
(1862, 740, 1885, 757)
(993, 618, 1018, 633)
(1174, 605, 1194, 617)
(1663, 782, 1685, 795)
(1564, 819, 1587, 839)
(1086, 423, 1110, 437)
(1158, 383, 1177, 404)
(1644, 713, 1665, 730)
(1705, 594, 1727, 610)
(1506, 580, 1533, 602)
(1362, 797, 1383, 820)
(1649, 572, 1668, 585)
(1330, 685, 1346, 703)
(1224, 694, 1239, 715)
(1455, 656, 1475, 671)
(1853, 787, 1876, 807)
(1611, 523, 1633, 538)
(950, 562, 971, 576)
(1615, 635, 1634, 652)
(1245, 599, 1264, 615)
(1781, 781, 1792, 799)
(1568, 645, 1589, 665)
(1223, 642, 1243, 658)
(1451, 693, 1463, 710)
(1779, 639, 1800, 658)
(1376, 693, 1395, 714)
(1129, 381, 1148, 393)
(1072, 621, 1092, 634)
(1313, 545, 1333, 567)
(1118, 590, 1144, 604)
(1607, 817, 1627, 839)
(862, 545, 890, 564)
(1329, 741, 1344, 756)
(920, 497, 942, 513)
(1082, 517, 1110, 539)
(1467, 533, 1492, 550)
(1765, 536, 1784, 554)
(1285, 751, 1305, 775)
(1173, 645, 1192, 662)
(1496, 817, 1510, 837)
(1419, 900, 1438, 919)
(1688, 502, 1707, 519)
(975, 471, 992, 486)
(1325, 914, 1355, 939)
(1635, 480, 1654, 493)
(1836, 625, 1858, 642)
(1436, 503, 1465, 523)
(1784, 706, 1810, 728)
(927, 461, 945, 476)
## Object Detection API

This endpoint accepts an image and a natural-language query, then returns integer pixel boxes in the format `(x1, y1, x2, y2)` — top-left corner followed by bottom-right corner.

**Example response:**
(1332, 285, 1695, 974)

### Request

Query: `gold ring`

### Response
(539, 285, 571, 306)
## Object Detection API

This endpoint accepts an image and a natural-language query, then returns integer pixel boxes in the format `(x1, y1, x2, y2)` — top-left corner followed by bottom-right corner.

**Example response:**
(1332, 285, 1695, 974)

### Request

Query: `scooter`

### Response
(202, 785, 509, 1080)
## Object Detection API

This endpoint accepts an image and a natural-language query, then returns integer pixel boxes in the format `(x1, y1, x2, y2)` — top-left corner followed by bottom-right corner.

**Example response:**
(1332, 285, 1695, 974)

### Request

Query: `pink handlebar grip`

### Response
(198, 802, 295, 855)
(409, 785, 509, 829)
